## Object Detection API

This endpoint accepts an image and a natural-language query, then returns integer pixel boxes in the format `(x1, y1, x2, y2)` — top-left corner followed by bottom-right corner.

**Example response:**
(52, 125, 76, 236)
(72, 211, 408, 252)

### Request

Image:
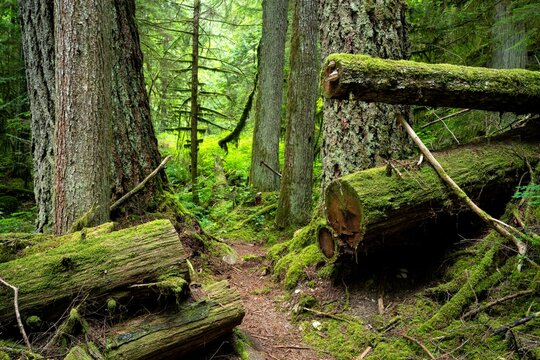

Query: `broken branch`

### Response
(0, 278, 32, 351)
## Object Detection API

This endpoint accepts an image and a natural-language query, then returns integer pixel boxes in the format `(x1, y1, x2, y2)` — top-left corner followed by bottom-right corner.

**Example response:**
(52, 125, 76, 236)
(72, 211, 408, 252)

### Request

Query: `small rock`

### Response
(312, 320, 322, 331)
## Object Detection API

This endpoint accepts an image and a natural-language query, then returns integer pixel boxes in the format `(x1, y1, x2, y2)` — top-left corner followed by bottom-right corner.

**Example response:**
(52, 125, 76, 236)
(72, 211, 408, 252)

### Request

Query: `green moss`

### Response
(232, 328, 251, 360)
(64, 345, 93, 360)
(107, 298, 117, 313)
(25, 315, 42, 330)
(278, 244, 325, 289)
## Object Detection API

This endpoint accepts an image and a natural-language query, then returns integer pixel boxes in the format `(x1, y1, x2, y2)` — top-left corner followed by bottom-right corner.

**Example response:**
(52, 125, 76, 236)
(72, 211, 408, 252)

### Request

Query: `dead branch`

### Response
(110, 155, 172, 213)
(492, 311, 540, 335)
(356, 346, 373, 359)
(421, 109, 471, 129)
(0, 278, 32, 351)
(463, 290, 535, 319)
(303, 307, 354, 324)
(401, 334, 436, 359)
(398, 114, 537, 271)
(260, 160, 282, 178)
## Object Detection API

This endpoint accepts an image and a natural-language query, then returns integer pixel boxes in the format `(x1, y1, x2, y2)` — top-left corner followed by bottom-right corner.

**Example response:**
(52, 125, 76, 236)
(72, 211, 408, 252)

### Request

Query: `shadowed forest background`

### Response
(0, 0, 540, 359)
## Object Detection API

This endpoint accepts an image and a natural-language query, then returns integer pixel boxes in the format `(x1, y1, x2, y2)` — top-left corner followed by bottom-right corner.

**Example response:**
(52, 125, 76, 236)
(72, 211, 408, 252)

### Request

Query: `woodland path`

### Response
(218, 242, 334, 360)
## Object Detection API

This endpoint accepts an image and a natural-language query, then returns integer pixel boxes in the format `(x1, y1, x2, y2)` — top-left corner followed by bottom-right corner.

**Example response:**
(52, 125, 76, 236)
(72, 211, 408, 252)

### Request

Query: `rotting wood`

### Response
(321, 137, 539, 257)
(0, 219, 188, 335)
(322, 54, 540, 113)
(106, 280, 244, 359)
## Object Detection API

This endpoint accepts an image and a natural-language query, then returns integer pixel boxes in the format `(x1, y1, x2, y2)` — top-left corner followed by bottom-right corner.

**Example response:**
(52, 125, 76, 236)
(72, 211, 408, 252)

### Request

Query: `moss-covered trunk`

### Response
(106, 280, 245, 359)
(0, 220, 188, 335)
(321, 54, 540, 113)
(322, 139, 539, 257)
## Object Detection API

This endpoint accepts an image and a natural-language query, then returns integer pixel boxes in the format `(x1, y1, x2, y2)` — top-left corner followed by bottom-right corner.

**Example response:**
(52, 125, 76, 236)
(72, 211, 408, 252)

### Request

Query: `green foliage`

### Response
(0, 209, 35, 233)
(513, 183, 540, 206)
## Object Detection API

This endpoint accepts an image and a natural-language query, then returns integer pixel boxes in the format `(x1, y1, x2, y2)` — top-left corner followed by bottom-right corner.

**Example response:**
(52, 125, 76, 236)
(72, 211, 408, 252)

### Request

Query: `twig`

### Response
(401, 334, 436, 359)
(421, 109, 471, 129)
(110, 155, 172, 212)
(0, 278, 32, 351)
(398, 114, 537, 271)
(492, 311, 540, 335)
(463, 290, 534, 319)
(260, 160, 282, 178)
(386, 160, 403, 178)
(356, 346, 373, 359)
(273, 345, 312, 350)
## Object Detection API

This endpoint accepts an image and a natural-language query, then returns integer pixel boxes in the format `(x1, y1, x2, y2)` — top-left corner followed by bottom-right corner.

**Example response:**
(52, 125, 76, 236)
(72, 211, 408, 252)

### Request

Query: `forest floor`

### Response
(215, 241, 333, 360)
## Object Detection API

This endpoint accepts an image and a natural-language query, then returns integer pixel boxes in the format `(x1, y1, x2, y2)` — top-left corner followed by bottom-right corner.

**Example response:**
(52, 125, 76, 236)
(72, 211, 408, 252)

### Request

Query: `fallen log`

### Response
(106, 280, 245, 359)
(0, 219, 189, 335)
(322, 54, 540, 114)
(320, 139, 539, 257)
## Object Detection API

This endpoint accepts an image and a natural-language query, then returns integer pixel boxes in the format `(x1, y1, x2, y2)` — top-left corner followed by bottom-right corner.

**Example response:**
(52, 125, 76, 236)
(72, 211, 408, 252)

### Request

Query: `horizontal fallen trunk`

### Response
(322, 54, 540, 114)
(0, 220, 189, 335)
(320, 139, 539, 257)
(106, 280, 245, 359)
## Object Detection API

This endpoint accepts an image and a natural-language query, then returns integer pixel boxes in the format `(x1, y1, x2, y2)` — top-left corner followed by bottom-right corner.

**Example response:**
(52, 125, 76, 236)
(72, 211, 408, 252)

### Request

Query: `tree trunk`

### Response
(275, 0, 319, 227)
(321, 54, 540, 114)
(18, 0, 55, 233)
(53, 0, 113, 235)
(250, 0, 288, 192)
(19, 0, 166, 232)
(492, 0, 527, 70)
(0, 220, 189, 335)
(110, 0, 165, 212)
(320, 139, 539, 258)
(190, 0, 201, 204)
(107, 280, 244, 359)
(319, 0, 413, 189)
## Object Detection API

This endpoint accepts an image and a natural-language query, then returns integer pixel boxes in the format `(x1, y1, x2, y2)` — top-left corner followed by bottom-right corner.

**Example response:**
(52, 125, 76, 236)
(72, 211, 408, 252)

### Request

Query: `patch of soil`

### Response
(218, 242, 333, 360)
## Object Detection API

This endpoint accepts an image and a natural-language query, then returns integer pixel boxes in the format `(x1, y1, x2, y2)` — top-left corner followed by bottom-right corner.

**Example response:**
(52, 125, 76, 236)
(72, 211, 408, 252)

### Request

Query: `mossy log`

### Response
(320, 139, 539, 257)
(106, 280, 245, 359)
(322, 54, 540, 114)
(0, 220, 189, 335)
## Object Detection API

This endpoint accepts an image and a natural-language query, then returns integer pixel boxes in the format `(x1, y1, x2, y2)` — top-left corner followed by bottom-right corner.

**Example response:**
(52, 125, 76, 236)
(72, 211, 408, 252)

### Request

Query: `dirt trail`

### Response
(219, 242, 333, 360)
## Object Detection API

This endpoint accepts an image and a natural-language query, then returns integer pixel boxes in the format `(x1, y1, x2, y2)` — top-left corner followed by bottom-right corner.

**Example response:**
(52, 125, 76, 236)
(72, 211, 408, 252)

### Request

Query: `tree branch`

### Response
(0, 278, 32, 351)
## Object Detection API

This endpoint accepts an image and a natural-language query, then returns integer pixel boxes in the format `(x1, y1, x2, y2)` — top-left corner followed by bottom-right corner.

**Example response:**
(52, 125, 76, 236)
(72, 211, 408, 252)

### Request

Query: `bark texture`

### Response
(0, 220, 189, 334)
(18, 0, 55, 232)
(321, 54, 540, 113)
(54, 0, 113, 235)
(319, 0, 413, 189)
(110, 0, 164, 210)
(107, 280, 244, 359)
(321, 139, 539, 257)
(250, 0, 288, 191)
(492, 0, 527, 69)
(276, 0, 319, 226)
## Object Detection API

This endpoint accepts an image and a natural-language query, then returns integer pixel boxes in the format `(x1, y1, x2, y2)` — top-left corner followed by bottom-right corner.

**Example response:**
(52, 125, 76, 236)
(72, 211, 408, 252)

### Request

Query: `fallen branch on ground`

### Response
(463, 289, 535, 319)
(492, 311, 540, 335)
(401, 334, 436, 359)
(0, 278, 32, 351)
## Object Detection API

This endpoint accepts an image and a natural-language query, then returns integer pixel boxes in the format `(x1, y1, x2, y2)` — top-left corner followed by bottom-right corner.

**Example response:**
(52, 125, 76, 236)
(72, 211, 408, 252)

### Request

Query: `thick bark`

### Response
(19, 0, 165, 232)
(110, 0, 164, 211)
(492, 0, 527, 70)
(321, 139, 539, 257)
(250, 0, 288, 191)
(190, 0, 201, 204)
(275, 0, 319, 227)
(322, 54, 540, 114)
(53, 0, 113, 235)
(18, 0, 55, 232)
(319, 0, 413, 189)
(0, 220, 189, 334)
(106, 280, 245, 359)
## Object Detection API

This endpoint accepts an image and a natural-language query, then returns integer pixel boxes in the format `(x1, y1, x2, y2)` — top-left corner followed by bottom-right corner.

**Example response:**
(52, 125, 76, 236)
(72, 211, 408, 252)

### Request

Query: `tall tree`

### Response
(53, 0, 113, 234)
(492, 0, 527, 69)
(249, 0, 288, 192)
(275, 0, 318, 227)
(319, 0, 413, 189)
(19, 0, 165, 233)
(190, 0, 201, 204)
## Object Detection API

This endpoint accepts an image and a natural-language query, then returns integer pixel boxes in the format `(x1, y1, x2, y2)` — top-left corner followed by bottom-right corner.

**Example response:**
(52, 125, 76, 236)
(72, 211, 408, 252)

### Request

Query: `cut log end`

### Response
(318, 228, 335, 259)
(325, 181, 363, 250)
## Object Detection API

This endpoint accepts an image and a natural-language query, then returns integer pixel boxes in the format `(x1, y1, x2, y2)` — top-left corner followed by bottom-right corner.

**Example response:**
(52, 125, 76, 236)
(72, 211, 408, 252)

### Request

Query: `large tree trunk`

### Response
(492, 0, 527, 70)
(320, 139, 539, 258)
(53, 0, 113, 235)
(0, 220, 189, 335)
(19, 0, 166, 232)
(275, 0, 319, 227)
(250, 0, 288, 192)
(18, 0, 55, 232)
(319, 0, 413, 189)
(321, 54, 540, 114)
(107, 280, 245, 359)
(109, 0, 165, 212)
